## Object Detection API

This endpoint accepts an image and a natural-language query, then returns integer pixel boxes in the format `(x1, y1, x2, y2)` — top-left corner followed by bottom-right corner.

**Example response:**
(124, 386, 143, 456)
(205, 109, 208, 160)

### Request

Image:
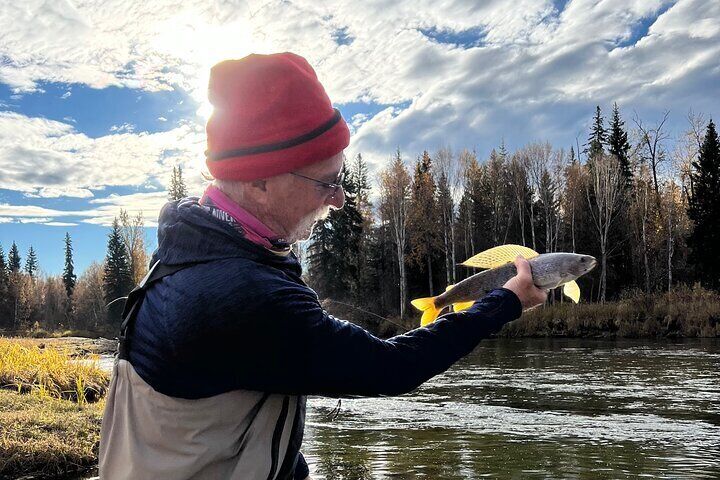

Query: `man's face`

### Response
(263, 152, 345, 243)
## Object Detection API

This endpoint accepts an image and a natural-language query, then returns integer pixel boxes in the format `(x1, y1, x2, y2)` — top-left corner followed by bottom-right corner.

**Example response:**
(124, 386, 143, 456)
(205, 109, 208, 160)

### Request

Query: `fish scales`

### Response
(438, 263, 516, 309)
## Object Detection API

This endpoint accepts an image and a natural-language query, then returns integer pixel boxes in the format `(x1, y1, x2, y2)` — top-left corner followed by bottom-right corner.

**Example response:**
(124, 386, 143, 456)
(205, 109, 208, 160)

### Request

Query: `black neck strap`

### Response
(118, 261, 194, 360)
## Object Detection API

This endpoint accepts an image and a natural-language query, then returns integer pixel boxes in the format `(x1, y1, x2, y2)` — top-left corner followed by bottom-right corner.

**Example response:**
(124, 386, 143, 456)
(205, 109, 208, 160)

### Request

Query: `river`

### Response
(302, 338, 720, 479)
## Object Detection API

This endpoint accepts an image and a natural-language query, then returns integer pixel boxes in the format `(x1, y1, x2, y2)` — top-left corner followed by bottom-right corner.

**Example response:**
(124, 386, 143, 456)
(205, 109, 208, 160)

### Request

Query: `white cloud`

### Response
(0, 0, 717, 181)
(43, 222, 79, 227)
(109, 123, 135, 133)
(0, 189, 183, 227)
(85, 191, 176, 226)
(0, 112, 206, 197)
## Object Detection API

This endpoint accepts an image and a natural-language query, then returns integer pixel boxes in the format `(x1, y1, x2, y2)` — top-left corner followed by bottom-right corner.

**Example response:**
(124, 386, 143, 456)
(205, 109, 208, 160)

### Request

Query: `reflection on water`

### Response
(303, 339, 720, 479)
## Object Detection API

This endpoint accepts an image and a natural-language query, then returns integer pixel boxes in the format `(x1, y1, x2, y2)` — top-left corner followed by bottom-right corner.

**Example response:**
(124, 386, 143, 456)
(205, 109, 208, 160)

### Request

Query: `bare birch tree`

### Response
(434, 146, 460, 285)
(585, 154, 624, 302)
(119, 210, 149, 284)
(507, 153, 530, 247)
(633, 111, 670, 204)
(379, 149, 411, 320)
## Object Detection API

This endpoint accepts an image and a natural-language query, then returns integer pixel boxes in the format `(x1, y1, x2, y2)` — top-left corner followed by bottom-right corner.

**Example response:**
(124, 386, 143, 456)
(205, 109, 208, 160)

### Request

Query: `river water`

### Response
(302, 339, 720, 479)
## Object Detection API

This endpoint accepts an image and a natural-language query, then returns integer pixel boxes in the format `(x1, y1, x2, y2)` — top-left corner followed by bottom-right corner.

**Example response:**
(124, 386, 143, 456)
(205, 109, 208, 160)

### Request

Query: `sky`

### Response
(0, 0, 719, 276)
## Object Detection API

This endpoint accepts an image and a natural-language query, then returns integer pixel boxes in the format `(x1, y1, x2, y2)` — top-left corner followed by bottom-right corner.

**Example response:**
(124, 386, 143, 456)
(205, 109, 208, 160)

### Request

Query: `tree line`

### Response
(307, 105, 720, 328)
(1, 110, 718, 335)
(0, 166, 187, 334)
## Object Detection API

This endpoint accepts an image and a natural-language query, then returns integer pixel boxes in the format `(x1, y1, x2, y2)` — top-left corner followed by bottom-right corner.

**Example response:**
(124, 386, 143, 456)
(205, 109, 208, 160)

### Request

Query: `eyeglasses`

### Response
(290, 170, 345, 199)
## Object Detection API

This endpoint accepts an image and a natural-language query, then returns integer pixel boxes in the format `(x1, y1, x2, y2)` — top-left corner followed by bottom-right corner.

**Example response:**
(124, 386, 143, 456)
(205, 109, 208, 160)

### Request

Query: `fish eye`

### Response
(580, 257, 586, 263)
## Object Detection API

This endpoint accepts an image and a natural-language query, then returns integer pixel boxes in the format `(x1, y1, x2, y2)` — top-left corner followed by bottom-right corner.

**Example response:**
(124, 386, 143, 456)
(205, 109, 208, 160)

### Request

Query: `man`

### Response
(99, 52, 546, 480)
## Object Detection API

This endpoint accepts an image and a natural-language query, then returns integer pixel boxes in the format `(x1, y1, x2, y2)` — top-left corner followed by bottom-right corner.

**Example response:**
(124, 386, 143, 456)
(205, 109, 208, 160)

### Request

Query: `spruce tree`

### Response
(0, 244, 9, 324)
(8, 242, 21, 273)
(0, 244, 7, 290)
(586, 105, 607, 161)
(408, 151, 441, 295)
(24, 246, 38, 278)
(63, 232, 77, 297)
(308, 164, 364, 301)
(688, 119, 720, 290)
(349, 154, 374, 300)
(608, 102, 633, 186)
(104, 218, 134, 324)
(168, 165, 188, 201)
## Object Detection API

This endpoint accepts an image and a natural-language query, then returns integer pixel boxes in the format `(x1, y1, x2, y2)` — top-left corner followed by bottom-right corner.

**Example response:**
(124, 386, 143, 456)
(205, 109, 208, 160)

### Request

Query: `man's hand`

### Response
(502, 256, 547, 310)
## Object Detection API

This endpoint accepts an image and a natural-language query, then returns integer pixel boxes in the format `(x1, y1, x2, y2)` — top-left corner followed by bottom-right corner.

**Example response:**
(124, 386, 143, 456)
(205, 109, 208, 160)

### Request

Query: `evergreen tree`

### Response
(8, 242, 21, 273)
(436, 170, 454, 284)
(349, 153, 374, 301)
(608, 102, 633, 186)
(308, 164, 364, 301)
(168, 165, 188, 201)
(24, 246, 38, 278)
(0, 244, 7, 289)
(63, 232, 77, 297)
(586, 105, 607, 161)
(688, 119, 720, 290)
(104, 218, 134, 324)
(408, 151, 442, 295)
(0, 244, 9, 324)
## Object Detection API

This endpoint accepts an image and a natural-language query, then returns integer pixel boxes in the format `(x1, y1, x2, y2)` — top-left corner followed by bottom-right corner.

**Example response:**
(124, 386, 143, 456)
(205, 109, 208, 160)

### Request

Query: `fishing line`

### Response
(322, 300, 411, 332)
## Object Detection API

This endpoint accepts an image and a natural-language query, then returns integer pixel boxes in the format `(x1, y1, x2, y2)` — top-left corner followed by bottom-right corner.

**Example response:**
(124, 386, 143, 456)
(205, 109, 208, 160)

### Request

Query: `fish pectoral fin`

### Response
(461, 244, 540, 269)
(410, 297, 441, 326)
(452, 300, 475, 312)
(563, 280, 581, 303)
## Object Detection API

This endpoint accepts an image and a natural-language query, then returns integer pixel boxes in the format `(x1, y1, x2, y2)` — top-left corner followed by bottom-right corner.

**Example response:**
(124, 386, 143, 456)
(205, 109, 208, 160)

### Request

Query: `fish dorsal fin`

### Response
(461, 244, 539, 269)
(445, 284, 455, 292)
(563, 280, 581, 303)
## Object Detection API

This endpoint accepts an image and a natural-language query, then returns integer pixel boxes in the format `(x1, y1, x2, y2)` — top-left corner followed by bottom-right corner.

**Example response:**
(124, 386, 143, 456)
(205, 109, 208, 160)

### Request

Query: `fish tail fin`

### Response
(411, 297, 440, 326)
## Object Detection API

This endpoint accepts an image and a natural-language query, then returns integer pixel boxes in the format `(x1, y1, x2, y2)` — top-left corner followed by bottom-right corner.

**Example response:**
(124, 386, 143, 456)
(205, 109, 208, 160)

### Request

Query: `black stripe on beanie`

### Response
(207, 109, 342, 161)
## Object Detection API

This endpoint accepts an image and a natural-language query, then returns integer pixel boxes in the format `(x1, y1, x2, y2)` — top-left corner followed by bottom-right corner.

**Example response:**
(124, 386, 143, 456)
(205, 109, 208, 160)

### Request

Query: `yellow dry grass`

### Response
(0, 337, 110, 404)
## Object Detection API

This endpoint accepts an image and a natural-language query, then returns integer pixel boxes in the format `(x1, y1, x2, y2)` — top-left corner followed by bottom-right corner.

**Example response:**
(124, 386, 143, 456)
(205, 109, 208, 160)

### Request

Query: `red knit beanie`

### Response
(205, 53, 350, 181)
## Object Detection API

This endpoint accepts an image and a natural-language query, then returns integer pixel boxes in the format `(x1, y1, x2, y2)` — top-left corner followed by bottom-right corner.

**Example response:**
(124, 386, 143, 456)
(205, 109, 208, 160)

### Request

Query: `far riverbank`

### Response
(323, 285, 720, 338)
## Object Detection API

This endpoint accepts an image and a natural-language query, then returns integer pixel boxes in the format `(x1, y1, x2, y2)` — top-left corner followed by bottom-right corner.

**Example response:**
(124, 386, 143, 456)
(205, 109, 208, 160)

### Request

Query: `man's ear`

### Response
(249, 179, 269, 205)
(251, 179, 267, 192)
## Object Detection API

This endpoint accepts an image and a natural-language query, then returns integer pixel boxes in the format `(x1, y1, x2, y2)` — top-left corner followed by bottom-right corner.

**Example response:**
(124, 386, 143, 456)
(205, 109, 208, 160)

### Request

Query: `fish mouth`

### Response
(585, 256, 598, 272)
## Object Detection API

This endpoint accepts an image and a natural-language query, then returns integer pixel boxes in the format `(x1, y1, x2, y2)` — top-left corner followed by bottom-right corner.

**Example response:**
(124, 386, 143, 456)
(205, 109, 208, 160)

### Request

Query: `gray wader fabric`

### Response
(99, 359, 303, 479)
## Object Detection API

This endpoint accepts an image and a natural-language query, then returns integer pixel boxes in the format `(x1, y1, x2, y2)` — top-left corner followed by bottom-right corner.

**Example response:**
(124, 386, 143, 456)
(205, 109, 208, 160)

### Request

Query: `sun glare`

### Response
(150, 11, 275, 121)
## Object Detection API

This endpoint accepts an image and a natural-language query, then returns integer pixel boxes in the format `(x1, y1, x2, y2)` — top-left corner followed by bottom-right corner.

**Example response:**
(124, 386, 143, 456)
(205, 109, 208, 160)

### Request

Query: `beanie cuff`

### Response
(206, 113, 350, 181)
(208, 109, 343, 161)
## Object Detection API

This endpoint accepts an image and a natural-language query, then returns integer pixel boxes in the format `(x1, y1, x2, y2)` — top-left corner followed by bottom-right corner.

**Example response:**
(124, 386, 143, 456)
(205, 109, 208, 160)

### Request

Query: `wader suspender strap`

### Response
(117, 260, 193, 360)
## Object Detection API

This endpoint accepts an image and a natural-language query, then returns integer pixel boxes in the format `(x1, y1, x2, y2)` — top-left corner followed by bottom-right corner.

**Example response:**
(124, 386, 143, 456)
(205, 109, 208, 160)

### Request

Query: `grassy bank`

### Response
(0, 389, 103, 478)
(500, 286, 720, 338)
(0, 338, 110, 478)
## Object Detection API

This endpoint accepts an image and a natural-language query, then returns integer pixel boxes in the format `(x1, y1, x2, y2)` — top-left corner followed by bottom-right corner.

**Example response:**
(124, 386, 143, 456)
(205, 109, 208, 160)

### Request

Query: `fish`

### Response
(410, 244, 597, 326)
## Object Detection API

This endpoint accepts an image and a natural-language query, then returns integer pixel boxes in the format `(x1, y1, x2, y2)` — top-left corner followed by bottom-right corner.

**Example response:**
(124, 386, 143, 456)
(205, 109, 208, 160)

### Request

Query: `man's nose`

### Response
(327, 187, 345, 209)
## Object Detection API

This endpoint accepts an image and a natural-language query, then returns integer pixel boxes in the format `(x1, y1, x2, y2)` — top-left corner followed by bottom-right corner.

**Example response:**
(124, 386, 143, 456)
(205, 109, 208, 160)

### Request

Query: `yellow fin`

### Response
(411, 297, 440, 326)
(563, 280, 580, 303)
(461, 244, 539, 268)
(445, 284, 455, 292)
(452, 301, 475, 312)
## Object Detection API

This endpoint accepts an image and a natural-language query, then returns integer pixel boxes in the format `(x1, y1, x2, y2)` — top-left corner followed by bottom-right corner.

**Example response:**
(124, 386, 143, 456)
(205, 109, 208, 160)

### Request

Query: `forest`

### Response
(1, 106, 718, 336)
